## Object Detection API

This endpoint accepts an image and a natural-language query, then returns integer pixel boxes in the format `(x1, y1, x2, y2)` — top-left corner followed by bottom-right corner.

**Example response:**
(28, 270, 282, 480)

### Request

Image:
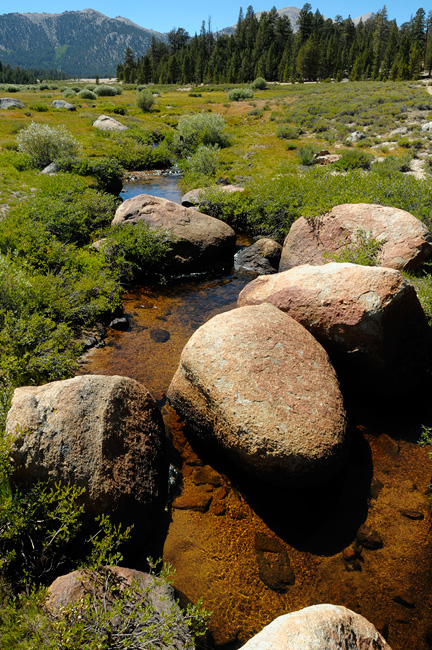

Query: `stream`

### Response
(81, 173, 432, 650)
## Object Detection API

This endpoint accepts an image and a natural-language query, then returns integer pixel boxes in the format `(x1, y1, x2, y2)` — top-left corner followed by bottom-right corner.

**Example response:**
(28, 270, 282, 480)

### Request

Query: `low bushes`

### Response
(251, 77, 267, 90)
(94, 85, 121, 97)
(177, 112, 230, 153)
(136, 89, 155, 112)
(227, 88, 254, 101)
(16, 123, 78, 169)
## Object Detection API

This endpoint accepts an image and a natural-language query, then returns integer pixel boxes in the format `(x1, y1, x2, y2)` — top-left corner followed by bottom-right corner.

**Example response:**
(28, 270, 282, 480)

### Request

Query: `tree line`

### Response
(116, 4, 432, 85)
(0, 61, 68, 84)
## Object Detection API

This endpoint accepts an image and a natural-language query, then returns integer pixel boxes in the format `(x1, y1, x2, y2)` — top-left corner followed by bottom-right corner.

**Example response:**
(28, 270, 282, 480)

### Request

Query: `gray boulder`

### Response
(51, 100, 76, 111)
(0, 97, 25, 109)
(239, 604, 392, 650)
(181, 184, 244, 207)
(346, 131, 366, 143)
(113, 193, 236, 273)
(168, 303, 348, 488)
(47, 566, 193, 650)
(93, 114, 128, 132)
(6, 375, 167, 538)
(234, 238, 282, 274)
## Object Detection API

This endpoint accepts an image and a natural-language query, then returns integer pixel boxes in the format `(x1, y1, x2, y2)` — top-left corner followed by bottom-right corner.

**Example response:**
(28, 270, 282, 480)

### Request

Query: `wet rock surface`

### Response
(234, 237, 282, 274)
(279, 203, 432, 272)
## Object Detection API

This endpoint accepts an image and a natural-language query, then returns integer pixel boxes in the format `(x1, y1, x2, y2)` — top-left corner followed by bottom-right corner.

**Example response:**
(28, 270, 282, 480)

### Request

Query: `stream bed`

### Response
(81, 175, 432, 649)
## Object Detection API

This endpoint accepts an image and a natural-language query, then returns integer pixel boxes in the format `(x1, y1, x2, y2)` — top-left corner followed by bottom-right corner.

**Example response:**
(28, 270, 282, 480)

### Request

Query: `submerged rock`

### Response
(239, 604, 392, 650)
(234, 238, 282, 274)
(167, 303, 348, 488)
(113, 193, 236, 274)
(238, 263, 431, 393)
(279, 203, 432, 272)
(6, 375, 167, 540)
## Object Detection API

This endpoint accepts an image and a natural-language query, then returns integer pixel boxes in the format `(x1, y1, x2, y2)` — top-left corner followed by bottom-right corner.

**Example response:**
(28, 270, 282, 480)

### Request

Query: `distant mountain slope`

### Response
(220, 6, 374, 35)
(0, 8, 166, 77)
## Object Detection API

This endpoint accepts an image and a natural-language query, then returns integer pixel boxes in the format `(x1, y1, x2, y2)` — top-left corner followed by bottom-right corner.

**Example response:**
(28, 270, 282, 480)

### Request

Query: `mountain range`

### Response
(0, 8, 166, 77)
(0, 7, 375, 78)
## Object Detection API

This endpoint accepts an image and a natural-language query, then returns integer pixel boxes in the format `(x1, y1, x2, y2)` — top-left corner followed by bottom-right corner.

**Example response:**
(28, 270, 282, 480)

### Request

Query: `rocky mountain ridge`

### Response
(0, 8, 166, 77)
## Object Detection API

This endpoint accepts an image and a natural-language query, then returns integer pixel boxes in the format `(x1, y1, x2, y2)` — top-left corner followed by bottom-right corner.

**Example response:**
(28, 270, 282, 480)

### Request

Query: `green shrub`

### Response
(62, 90, 76, 98)
(94, 85, 120, 97)
(113, 106, 126, 115)
(39, 84, 49, 91)
(324, 228, 383, 265)
(78, 89, 97, 100)
(372, 154, 412, 174)
(251, 77, 267, 90)
(227, 88, 254, 101)
(333, 148, 372, 171)
(277, 125, 301, 139)
(136, 89, 155, 112)
(85, 84, 96, 91)
(28, 102, 48, 112)
(17, 175, 119, 246)
(297, 145, 317, 166)
(182, 144, 220, 177)
(177, 112, 229, 153)
(5, 85, 19, 93)
(16, 122, 78, 169)
(189, 92, 202, 97)
(101, 222, 173, 281)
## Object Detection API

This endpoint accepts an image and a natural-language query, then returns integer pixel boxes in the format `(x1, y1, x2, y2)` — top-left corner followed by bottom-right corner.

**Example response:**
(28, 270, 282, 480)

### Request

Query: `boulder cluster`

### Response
(7, 197, 429, 649)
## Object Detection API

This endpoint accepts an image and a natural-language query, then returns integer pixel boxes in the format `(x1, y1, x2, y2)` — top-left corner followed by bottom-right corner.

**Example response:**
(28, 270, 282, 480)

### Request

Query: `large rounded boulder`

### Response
(113, 194, 236, 273)
(93, 114, 128, 132)
(167, 303, 348, 488)
(238, 263, 431, 392)
(279, 203, 432, 272)
(239, 604, 392, 650)
(6, 375, 167, 536)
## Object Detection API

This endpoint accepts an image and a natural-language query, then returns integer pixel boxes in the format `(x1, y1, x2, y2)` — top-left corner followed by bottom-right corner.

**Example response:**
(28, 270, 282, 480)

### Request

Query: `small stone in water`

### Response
(150, 328, 170, 343)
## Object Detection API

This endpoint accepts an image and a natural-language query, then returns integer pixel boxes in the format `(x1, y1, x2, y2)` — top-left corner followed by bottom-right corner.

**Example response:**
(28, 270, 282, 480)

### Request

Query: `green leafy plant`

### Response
(100, 222, 173, 282)
(177, 112, 229, 153)
(333, 148, 373, 171)
(297, 144, 318, 166)
(182, 144, 220, 177)
(251, 77, 267, 90)
(227, 88, 254, 101)
(78, 89, 97, 100)
(324, 228, 383, 266)
(16, 123, 78, 169)
(277, 125, 302, 140)
(136, 89, 155, 113)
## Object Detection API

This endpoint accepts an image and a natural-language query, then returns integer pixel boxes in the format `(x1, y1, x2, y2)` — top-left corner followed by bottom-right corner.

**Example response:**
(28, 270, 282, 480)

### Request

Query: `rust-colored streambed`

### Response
(81, 177, 432, 650)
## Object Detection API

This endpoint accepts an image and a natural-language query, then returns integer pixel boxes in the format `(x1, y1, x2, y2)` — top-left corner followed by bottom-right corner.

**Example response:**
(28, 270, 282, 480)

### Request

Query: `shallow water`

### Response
(120, 172, 183, 204)
(81, 175, 432, 649)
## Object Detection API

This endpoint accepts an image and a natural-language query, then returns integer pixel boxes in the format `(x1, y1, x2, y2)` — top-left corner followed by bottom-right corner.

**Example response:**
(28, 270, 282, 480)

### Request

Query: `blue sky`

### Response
(5, 2, 421, 34)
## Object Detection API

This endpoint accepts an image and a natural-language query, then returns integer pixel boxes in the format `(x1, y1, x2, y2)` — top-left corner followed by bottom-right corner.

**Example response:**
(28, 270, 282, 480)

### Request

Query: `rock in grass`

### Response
(279, 203, 432, 272)
(51, 100, 75, 111)
(181, 184, 244, 207)
(0, 97, 25, 109)
(238, 263, 431, 393)
(167, 303, 348, 488)
(239, 604, 393, 650)
(113, 193, 236, 274)
(93, 114, 128, 132)
(6, 375, 167, 538)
